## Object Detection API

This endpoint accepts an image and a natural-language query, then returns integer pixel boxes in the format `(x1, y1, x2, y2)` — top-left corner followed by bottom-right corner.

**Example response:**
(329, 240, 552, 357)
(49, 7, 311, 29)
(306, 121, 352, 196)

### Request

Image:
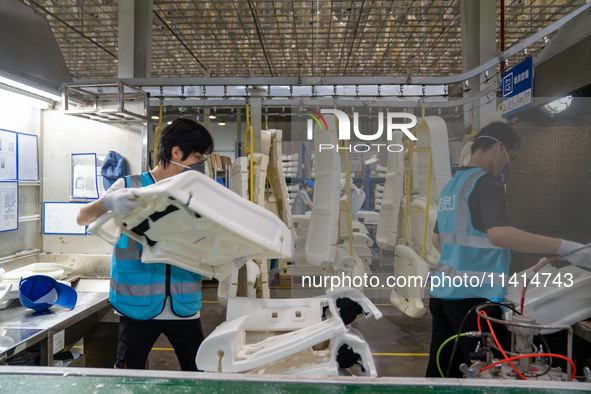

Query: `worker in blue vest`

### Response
(291, 179, 314, 215)
(426, 121, 591, 377)
(77, 118, 214, 371)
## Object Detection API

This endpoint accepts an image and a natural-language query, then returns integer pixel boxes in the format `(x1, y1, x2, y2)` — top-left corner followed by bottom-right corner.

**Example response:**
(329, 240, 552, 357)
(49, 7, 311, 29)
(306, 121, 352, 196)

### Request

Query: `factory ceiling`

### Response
(21, 0, 585, 81)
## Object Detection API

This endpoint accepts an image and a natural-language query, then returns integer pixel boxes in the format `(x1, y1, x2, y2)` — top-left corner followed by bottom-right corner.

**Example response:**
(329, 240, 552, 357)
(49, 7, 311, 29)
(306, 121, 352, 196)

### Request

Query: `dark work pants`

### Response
(425, 297, 509, 378)
(115, 316, 204, 371)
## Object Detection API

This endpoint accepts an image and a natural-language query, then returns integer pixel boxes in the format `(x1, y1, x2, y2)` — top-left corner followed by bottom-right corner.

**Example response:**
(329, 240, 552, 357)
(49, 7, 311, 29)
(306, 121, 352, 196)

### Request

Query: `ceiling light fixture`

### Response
(0, 75, 62, 102)
(209, 107, 217, 119)
(541, 95, 573, 114)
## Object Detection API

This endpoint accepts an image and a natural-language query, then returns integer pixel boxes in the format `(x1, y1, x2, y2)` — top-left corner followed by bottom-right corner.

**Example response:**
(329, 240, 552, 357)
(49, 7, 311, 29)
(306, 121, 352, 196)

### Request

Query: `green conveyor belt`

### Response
(0, 374, 588, 393)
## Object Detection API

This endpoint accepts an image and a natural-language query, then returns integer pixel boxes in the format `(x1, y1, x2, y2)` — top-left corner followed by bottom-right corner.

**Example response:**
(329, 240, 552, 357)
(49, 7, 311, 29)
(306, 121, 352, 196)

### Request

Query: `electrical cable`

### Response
(479, 353, 576, 381)
(436, 333, 466, 378)
(481, 311, 527, 380)
(475, 312, 554, 378)
(476, 304, 575, 379)
(445, 301, 520, 377)
(534, 333, 553, 378)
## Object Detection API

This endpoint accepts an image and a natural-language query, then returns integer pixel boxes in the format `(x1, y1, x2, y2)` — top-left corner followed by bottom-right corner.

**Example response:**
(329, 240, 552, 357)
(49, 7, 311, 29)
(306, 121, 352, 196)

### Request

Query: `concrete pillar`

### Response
(118, 0, 153, 78)
(460, 0, 497, 131)
(249, 87, 265, 153)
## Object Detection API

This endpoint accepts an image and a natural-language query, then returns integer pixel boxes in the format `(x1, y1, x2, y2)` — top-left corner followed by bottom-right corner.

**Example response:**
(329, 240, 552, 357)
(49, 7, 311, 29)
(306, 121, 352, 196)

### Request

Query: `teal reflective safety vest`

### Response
(431, 167, 510, 302)
(109, 172, 202, 320)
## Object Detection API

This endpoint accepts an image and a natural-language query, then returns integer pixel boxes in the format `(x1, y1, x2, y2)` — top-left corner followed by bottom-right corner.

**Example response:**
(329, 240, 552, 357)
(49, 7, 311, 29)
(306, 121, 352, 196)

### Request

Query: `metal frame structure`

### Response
(62, 81, 150, 122)
(22, 0, 586, 80)
(53, 1, 590, 114)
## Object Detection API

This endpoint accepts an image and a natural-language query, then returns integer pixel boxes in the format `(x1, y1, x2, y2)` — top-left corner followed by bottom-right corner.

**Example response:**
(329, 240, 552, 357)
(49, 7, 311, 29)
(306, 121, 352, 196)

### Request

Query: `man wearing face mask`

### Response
(426, 121, 591, 377)
(77, 118, 213, 371)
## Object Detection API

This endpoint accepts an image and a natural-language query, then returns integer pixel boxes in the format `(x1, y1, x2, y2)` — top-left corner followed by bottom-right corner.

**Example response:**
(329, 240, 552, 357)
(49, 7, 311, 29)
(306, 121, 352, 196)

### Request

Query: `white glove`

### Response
(558, 239, 591, 268)
(102, 189, 141, 214)
(234, 257, 248, 270)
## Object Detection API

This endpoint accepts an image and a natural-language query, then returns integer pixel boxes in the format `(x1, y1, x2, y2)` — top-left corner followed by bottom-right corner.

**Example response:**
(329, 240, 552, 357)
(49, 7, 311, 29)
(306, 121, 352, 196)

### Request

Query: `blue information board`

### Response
(502, 56, 533, 117)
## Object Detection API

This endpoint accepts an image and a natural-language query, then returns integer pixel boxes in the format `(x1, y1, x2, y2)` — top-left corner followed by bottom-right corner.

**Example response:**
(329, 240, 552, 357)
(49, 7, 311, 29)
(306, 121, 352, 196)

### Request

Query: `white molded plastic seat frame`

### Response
(197, 287, 381, 375)
(376, 131, 404, 251)
(505, 264, 591, 334)
(305, 118, 341, 268)
(390, 245, 430, 318)
(88, 171, 293, 279)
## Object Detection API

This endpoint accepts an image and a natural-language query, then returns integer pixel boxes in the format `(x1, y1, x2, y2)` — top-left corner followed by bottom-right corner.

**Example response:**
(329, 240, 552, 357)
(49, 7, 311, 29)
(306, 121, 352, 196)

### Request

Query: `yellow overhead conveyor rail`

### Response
(401, 103, 433, 259)
(153, 100, 164, 169)
(243, 102, 255, 202)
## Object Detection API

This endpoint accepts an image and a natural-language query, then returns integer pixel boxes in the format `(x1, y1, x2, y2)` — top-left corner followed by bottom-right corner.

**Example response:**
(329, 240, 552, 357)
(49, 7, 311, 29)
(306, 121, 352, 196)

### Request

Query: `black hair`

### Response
(156, 118, 214, 167)
(471, 121, 521, 155)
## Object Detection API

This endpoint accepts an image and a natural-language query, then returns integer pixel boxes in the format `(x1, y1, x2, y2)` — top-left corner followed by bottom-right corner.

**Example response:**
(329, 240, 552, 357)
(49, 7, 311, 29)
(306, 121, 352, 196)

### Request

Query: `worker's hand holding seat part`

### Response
(102, 188, 140, 214)
(558, 239, 591, 268)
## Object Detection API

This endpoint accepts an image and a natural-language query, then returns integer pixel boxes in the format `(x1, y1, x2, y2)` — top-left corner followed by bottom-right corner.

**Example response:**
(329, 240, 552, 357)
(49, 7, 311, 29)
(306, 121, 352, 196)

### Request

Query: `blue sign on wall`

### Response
(502, 56, 533, 117)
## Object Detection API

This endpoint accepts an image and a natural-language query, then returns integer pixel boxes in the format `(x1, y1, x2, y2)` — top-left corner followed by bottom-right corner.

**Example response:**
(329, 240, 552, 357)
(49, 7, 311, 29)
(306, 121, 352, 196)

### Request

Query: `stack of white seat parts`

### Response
(389, 245, 430, 318)
(355, 210, 380, 224)
(403, 116, 451, 267)
(304, 117, 341, 270)
(374, 183, 384, 211)
(338, 218, 373, 266)
(230, 157, 249, 199)
(281, 150, 299, 179)
(338, 181, 373, 268)
(220, 130, 295, 304)
(88, 171, 293, 280)
(265, 129, 293, 234)
(196, 287, 382, 376)
(0, 262, 73, 281)
(376, 130, 405, 251)
(375, 164, 387, 178)
(505, 264, 591, 334)
(391, 117, 452, 318)
(287, 183, 299, 207)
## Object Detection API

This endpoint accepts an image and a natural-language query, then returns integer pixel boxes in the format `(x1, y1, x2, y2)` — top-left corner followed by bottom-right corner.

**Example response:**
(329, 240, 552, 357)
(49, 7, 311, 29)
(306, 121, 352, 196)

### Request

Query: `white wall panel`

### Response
(42, 109, 143, 255)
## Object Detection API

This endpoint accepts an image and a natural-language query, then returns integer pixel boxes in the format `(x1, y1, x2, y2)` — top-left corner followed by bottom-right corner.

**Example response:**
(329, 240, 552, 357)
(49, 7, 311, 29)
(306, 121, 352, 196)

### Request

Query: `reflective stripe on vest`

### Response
(109, 172, 203, 320)
(432, 168, 510, 302)
(110, 279, 201, 296)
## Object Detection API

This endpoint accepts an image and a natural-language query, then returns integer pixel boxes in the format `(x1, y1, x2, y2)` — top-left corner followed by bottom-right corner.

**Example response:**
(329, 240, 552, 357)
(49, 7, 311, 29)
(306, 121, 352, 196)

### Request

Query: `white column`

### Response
(118, 0, 153, 78)
(249, 87, 265, 153)
(461, 0, 497, 130)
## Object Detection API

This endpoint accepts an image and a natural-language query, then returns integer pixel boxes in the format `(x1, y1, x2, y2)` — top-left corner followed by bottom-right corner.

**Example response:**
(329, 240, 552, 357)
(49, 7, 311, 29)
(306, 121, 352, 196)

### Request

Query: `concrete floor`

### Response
(146, 251, 434, 377)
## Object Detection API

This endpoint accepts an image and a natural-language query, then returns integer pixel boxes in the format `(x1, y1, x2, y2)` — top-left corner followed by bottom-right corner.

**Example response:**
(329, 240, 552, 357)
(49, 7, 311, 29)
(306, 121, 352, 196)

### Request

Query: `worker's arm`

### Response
(432, 233, 441, 254)
(487, 226, 560, 254)
(76, 198, 108, 226)
(76, 187, 140, 226)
